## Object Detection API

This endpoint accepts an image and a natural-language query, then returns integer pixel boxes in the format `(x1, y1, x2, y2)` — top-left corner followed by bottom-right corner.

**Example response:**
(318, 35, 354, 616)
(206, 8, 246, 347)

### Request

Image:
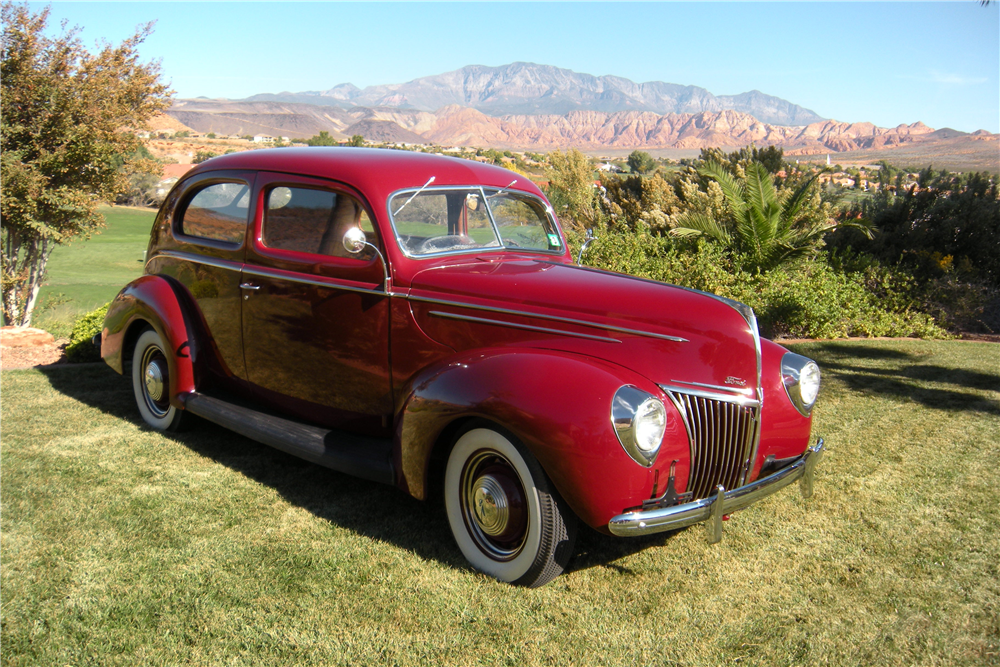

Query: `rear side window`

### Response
(262, 186, 377, 259)
(178, 182, 250, 245)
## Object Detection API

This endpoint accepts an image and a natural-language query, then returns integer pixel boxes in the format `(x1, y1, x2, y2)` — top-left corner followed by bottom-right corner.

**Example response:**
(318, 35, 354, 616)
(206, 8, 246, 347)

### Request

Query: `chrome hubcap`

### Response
(472, 475, 509, 537)
(139, 344, 170, 418)
(461, 450, 528, 561)
(145, 360, 166, 402)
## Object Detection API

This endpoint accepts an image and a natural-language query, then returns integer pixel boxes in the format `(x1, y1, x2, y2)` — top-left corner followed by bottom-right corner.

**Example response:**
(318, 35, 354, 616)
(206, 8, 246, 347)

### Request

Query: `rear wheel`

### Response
(444, 425, 577, 587)
(131, 328, 184, 431)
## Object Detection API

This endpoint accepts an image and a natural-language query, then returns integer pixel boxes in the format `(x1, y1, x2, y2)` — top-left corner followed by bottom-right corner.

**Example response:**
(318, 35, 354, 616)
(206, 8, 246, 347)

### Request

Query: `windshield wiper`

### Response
(487, 179, 518, 199)
(393, 176, 436, 216)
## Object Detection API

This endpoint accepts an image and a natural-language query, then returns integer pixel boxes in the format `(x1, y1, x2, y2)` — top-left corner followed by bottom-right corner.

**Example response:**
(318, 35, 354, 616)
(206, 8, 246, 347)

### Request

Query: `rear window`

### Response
(178, 182, 250, 245)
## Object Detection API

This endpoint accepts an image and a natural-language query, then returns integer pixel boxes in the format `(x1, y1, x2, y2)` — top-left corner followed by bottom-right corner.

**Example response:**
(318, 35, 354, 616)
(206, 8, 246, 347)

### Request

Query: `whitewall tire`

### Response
(131, 328, 184, 431)
(444, 425, 577, 587)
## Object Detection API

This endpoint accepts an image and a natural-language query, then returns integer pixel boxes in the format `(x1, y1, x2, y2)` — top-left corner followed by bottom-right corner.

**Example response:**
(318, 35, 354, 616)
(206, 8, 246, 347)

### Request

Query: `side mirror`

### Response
(343, 227, 367, 254)
(341, 227, 392, 293)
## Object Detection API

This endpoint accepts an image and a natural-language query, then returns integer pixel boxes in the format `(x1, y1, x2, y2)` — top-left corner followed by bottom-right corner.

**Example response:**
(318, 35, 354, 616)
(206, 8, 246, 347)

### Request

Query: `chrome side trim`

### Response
(242, 265, 386, 297)
(409, 294, 687, 343)
(658, 384, 760, 408)
(150, 250, 243, 273)
(608, 438, 824, 538)
(428, 310, 621, 343)
(669, 379, 754, 397)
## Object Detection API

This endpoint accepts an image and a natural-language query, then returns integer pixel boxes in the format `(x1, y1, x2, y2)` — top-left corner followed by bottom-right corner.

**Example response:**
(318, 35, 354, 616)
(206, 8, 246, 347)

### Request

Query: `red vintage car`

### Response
(100, 147, 824, 587)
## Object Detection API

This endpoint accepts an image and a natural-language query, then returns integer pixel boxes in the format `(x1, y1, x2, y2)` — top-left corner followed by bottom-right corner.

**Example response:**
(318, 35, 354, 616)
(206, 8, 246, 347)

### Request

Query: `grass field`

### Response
(33, 206, 154, 338)
(2, 339, 998, 666)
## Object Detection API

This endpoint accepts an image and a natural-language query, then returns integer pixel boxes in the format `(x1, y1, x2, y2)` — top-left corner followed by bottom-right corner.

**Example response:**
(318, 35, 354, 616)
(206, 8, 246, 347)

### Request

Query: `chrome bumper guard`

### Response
(608, 438, 825, 541)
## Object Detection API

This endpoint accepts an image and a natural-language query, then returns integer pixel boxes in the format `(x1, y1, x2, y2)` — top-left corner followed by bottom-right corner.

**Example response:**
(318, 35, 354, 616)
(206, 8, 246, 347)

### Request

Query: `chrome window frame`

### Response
(386, 185, 566, 259)
(173, 179, 253, 250)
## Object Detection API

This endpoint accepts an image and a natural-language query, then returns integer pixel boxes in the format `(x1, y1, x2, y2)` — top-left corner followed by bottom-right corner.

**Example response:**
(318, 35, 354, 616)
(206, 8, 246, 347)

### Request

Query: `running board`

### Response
(183, 392, 395, 486)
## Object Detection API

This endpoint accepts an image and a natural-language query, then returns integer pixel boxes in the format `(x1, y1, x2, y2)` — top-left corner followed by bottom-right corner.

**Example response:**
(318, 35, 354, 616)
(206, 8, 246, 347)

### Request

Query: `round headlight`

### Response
(781, 352, 821, 416)
(634, 397, 667, 452)
(799, 361, 821, 407)
(611, 386, 667, 467)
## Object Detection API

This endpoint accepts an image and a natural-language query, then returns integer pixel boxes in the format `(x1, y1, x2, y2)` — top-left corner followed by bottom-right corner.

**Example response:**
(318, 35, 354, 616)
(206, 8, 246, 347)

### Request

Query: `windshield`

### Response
(389, 187, 563, 257)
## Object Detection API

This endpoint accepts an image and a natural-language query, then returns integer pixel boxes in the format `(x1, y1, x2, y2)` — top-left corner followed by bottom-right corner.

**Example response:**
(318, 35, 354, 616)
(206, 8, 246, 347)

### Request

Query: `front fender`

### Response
(101, 275, 198, 409)
(394, 347, 680, 529)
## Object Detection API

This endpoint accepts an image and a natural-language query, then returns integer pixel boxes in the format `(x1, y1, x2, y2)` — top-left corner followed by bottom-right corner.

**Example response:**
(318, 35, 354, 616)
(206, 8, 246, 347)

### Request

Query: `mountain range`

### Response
(161, 63, 997, 170)
(166, 99, 995, 155)
(245, 62, 825, 127)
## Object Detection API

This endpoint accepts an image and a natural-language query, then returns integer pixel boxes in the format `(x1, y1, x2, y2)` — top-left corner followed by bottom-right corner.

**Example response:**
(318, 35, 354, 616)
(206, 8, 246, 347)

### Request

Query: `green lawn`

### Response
(33, 206, 154, 337)
(2, 339, 998, 666)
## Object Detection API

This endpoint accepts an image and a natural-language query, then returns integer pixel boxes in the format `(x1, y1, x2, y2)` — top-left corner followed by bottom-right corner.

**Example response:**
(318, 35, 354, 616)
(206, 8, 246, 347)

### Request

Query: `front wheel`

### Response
(444, 425, 577, 587)
(131, 328, 184, 431)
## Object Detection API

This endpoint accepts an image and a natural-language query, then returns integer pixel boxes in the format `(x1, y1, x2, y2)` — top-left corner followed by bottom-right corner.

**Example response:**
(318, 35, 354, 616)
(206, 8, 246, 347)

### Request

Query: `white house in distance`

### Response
(253, 135, 275, 143)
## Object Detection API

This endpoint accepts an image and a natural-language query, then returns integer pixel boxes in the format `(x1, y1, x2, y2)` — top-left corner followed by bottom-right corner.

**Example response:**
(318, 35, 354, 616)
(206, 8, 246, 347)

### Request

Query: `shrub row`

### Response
(64, 303, 109, 363)
(578, 226, 948, 340)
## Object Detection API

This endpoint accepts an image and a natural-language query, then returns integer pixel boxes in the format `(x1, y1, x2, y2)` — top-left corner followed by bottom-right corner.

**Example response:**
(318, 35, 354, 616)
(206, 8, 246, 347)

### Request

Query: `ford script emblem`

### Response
(725, 376, 747, 387)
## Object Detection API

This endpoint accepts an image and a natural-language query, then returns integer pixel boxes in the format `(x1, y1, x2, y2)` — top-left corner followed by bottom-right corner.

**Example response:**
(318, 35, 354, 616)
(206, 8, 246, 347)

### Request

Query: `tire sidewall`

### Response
(444, 427, 543, 583)
(131, 328, 181, 431)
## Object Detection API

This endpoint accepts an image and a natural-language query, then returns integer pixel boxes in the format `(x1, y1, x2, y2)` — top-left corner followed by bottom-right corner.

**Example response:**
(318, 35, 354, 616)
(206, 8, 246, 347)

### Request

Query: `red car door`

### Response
(240, 172, 392, 434)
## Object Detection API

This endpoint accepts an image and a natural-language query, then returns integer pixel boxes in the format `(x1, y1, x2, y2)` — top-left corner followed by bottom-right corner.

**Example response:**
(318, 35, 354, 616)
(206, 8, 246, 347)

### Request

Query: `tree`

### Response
(114, 145, 164, 207)
(304, 130, 337, 146)
(1, 2, 171, 326)
(828, 171, 1000, 286)
(347, 134, 364, 147)
(671, 160, 869, 272)
(627, 150, 656, 175)
(193, 150, 219, 164)
(544, 149, 602, 231)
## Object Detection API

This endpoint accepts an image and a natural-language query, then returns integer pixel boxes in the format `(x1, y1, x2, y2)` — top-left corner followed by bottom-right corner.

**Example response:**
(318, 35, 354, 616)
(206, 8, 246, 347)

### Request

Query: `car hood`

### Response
(406, 258, 759, 393)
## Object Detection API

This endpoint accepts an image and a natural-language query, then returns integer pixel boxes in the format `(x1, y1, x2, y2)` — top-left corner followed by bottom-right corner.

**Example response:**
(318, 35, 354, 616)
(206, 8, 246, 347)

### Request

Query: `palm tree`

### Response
(671, 161, 869, 272)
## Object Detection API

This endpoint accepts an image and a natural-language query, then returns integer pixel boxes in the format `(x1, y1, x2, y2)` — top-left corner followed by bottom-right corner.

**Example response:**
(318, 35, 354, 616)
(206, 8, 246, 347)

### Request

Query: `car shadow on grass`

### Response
(39, 363, 671, 580)
(793, 342, 1000, 415)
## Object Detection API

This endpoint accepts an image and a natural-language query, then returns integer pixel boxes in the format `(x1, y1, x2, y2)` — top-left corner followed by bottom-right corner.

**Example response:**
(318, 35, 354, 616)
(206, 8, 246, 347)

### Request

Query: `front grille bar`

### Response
(663, 388, 761, 500)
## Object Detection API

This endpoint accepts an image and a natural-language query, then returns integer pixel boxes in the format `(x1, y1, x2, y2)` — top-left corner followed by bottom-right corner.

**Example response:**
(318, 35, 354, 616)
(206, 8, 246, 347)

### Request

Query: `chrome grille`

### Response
(664, 389, 760, 500)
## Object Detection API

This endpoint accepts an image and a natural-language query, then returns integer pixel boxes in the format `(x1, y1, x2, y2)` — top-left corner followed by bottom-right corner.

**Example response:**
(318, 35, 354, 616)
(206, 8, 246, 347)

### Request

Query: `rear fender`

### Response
(394, 347, 668, 529)
(101, 275, 198, 409)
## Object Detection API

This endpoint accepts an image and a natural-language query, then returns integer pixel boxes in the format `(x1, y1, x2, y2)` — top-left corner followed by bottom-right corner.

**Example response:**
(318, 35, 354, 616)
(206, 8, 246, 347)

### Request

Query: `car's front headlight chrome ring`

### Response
(781, 352, 821, 416)
(611, 385, 667, 467)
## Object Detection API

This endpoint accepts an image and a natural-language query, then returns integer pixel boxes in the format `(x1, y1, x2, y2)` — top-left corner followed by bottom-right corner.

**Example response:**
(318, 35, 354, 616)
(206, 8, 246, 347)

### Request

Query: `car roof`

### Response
(188, 147, 546, 204)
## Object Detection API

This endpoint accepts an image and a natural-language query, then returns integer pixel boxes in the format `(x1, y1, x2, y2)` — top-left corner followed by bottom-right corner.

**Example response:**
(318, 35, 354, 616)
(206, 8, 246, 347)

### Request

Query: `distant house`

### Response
(597, 162, 622, 173)
(253, 135, 275, 144)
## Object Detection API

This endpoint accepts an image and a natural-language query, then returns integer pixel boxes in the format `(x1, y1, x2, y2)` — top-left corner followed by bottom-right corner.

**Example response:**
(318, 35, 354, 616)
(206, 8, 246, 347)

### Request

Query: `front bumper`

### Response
(608, 438, 825, 541)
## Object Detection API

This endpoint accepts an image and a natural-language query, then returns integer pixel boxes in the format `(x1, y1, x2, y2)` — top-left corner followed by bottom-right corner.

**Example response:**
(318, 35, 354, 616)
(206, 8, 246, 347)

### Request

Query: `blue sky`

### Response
(33, 2, 1000, 133)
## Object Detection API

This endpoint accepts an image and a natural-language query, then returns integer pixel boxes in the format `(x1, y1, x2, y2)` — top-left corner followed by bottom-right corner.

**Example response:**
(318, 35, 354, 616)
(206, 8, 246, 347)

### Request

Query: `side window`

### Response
(262, 186, 378, 259)
(178, 182, 250, 245)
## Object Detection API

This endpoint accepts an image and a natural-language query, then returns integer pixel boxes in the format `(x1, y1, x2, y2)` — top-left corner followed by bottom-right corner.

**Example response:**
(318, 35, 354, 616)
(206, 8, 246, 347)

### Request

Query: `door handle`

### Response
(240, 283, 260, 290)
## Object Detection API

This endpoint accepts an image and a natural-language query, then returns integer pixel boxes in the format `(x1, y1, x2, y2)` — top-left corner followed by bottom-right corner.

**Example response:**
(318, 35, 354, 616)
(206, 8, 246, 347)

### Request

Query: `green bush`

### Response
(581, 225, 948, 340)
(64, 303, 110, 362)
